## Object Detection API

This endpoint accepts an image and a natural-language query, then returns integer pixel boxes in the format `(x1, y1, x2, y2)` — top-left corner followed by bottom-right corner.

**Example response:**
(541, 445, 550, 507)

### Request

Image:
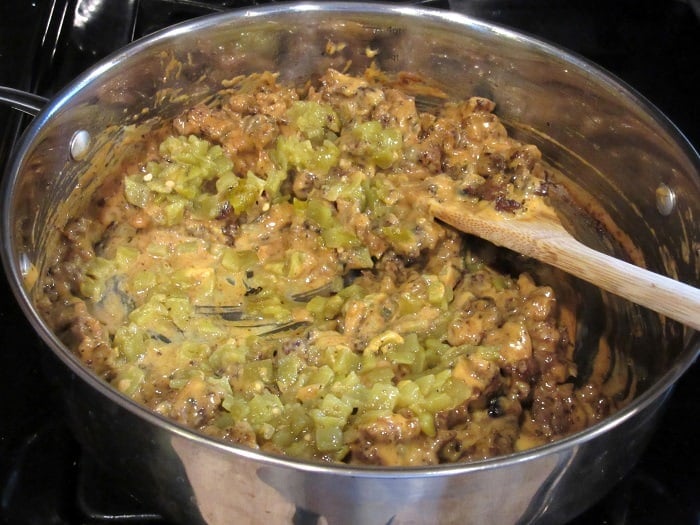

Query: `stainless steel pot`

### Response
(2, 3, 698, 524)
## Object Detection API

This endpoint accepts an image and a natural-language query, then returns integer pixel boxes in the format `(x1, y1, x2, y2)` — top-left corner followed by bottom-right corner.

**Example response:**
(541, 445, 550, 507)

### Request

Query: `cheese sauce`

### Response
(39, 67, 632, 465)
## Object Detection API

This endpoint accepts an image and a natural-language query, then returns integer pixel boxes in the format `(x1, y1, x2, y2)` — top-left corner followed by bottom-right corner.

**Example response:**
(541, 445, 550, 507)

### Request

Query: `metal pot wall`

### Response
(1, 4, 698, 524)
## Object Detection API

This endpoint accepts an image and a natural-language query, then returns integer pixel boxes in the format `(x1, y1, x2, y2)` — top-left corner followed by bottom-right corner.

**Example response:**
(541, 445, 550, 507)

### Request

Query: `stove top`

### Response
(1, 1, 698, 524)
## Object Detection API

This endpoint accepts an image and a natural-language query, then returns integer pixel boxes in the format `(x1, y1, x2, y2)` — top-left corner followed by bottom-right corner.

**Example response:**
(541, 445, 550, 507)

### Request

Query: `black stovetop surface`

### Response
(1, 1, 698, 524)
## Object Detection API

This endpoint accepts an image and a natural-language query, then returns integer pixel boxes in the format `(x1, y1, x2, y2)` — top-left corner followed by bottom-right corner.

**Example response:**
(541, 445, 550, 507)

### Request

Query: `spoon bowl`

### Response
(429, 196, 700, 331)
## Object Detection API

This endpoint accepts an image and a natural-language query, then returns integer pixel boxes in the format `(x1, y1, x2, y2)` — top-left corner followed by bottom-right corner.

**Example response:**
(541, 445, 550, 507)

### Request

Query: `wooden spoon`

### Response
(428, 197, 700, 331)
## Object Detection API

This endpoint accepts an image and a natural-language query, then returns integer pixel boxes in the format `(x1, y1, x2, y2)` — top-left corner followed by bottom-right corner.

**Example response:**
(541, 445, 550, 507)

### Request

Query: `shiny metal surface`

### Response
(2, 4, 699, 524)
(55, 347, 671, 524)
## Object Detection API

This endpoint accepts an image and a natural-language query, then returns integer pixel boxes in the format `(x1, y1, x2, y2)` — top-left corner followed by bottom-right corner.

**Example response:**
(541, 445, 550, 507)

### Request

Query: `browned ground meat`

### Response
(36, 66, 633, 466)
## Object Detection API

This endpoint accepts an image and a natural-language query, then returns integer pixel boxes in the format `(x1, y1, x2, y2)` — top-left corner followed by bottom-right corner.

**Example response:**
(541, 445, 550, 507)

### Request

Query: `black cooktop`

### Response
(0, 1, 698, 524)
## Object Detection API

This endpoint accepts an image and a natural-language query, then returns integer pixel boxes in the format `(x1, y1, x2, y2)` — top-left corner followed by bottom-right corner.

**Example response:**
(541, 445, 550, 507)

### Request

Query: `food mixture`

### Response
(40, 66, 629, 465)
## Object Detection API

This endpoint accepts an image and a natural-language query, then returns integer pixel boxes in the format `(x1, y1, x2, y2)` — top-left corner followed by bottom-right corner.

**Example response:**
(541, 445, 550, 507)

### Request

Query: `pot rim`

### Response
(2, 1, 698, 478)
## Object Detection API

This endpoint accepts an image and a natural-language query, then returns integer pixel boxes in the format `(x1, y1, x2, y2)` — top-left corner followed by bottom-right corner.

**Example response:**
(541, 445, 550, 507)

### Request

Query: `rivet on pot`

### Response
(69, 130, 91, 161)
(655, 183, 676, 216)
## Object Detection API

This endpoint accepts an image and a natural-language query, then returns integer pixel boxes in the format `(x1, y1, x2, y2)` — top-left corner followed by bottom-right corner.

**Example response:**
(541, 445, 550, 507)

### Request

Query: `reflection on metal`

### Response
(170, 431, 564, 525)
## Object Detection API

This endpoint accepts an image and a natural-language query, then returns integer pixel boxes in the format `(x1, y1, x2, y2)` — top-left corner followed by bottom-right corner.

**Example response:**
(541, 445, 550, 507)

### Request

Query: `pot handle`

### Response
(0, 86, 48, 116)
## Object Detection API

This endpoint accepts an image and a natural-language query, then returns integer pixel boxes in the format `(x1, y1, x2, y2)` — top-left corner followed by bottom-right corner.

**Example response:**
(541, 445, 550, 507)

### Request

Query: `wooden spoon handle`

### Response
(540, 234, 700, 331)
(431, 200, 700, 331)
